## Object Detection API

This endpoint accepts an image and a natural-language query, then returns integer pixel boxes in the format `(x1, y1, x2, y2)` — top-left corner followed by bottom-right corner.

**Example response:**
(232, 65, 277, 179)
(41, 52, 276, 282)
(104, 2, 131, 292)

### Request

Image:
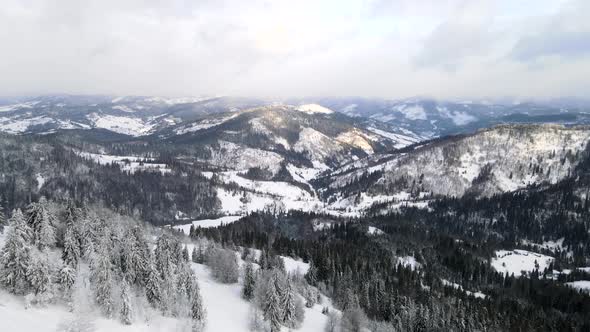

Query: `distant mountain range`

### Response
(1, 95, 589, 139)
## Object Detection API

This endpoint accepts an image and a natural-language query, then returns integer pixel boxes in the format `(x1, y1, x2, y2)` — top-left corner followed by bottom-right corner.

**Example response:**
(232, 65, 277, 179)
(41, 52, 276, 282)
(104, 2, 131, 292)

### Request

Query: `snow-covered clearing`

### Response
(397, 256, 421, 270)
(367, 226, 385, 235)
(77, 152, 171, 174)
(441, 279, 486, 299)
(296, 104, 334, 114)
(566, 281, 590, 293)
(87, 113, 155, 136)
(491, 249, 554, 277)
(173, 216, 242, 234)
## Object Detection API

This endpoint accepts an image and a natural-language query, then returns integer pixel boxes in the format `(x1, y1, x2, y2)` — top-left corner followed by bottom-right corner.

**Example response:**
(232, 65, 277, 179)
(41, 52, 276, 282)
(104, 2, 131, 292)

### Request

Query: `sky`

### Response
(0, 0, 589, 99)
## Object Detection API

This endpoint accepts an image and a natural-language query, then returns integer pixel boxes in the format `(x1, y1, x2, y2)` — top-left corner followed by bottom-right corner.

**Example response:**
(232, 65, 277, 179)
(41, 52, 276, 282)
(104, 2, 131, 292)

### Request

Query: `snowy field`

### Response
(566, 281, 590, 293)
(77, 152, 171, 174)
(173, 216, 242, 234)
(491, 249, 554, 277)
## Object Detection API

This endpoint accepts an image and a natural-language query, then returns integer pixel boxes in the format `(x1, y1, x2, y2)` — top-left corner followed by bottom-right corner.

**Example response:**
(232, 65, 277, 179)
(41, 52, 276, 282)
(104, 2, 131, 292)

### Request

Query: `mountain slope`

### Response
(321, 124, 590, 210)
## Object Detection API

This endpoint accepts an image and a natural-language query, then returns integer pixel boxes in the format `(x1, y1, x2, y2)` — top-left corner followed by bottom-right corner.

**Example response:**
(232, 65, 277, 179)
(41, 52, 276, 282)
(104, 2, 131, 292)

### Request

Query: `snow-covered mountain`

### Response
(311, 97, 590, 138)
(2, 95, 590, 139)
(321, 124, 590, 211)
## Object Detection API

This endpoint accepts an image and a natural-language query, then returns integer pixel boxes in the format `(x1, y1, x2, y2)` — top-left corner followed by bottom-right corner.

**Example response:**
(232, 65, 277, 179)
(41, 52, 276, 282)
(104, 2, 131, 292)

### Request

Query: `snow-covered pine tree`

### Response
(145, 261, 162, 309)
(305, 260, 318, 286)
(0, 199, 5, 233)
(190, 279, 206, 331)
(182, 245, 190, 262)
(120, 278, 133, 325)
(25, 198, 56, 250)
(130, 227, 150, 286)
(281, 276, 296, 326)
(242, 261, 256, 301)
(0, 209, 32, 294)
(281, 276, 304, 328)
(191, 246, 199, 263)
(27, 249, 52, 299)
(263, 269, 284, 332)
(63, 220, 81, 268)
(58, 263, 77, 299)
(91, 230, 114, 317)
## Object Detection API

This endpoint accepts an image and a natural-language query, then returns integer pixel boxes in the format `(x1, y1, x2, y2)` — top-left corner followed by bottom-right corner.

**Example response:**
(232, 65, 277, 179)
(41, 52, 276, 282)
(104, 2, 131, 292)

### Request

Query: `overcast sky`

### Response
(1, 0, 589, 99)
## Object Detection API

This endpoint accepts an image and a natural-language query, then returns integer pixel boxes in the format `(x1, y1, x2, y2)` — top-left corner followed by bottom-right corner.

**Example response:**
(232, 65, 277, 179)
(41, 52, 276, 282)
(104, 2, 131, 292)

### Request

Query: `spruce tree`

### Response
(63, 221, 81, 268)
(305, 260, 318, 286)
(120, 279, 133, 325)
(281, 277, 298, 328)
(0, 209, 32, 294)
(0, 199, 5, 233)
(192, 247, 199, 263)
(91, 231, 114, 317)
(27, 249, 52, 297)
(182, 246, 190, 262)
(263, 269, 284, 332)
(242, 262, 256, 300)
(190, 280, 206, 331)
(25, 198, 56, 250)
(145, 261, 162, 309)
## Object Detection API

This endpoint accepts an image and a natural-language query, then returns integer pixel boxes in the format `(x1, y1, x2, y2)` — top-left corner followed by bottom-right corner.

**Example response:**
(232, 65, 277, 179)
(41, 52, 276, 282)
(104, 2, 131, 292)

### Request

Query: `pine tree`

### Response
(25, 198, 56, 250)
(0, 209, 32, 294)
(182, 246, 190, 262)
(242, 262, 256, 300)
(192, 247, 199, 263)
(145, 261, 162, 309)
(91, 231, 114, 317)
(190, 280, 206, 331)
(27, 249, 52, 297)
(305, 260, 318, 286)
(281, 277, 298, 328)
(120, 279, 133, 325)
(0, 199, 5, 233)
(58, 263, 76, 298)
(63, 221, 81, 268)
(263, 269, 284, 332)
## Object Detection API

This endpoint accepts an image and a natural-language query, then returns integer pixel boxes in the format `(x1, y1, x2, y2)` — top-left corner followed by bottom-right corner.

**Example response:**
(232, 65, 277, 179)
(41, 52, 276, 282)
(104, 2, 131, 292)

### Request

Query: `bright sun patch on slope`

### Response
(296, 104, 334, 114)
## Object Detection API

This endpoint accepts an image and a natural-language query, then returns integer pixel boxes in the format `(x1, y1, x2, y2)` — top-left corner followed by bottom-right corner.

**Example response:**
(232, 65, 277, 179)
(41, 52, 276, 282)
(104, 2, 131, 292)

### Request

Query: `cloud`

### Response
(509, 0, 590, 61)
(0, 0, 588, 99)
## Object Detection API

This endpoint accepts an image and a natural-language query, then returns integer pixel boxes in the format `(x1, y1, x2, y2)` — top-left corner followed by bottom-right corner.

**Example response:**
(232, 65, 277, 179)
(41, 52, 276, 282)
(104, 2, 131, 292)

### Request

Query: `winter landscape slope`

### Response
(321, 124, 590, 211)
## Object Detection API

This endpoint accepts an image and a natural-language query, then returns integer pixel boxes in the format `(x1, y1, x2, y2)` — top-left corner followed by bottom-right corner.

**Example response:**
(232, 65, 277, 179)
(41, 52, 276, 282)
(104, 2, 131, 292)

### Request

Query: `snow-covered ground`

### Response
(441, 279, 486, 299)
(173, 216, 242, 234)
(77, 152, 171, 174)
(566, 281, 590, 293)
(491, 249, 554, 277)
(396, 256, 421, 270)
(296, 104, 334, 114)
(367, 226, 385, 235)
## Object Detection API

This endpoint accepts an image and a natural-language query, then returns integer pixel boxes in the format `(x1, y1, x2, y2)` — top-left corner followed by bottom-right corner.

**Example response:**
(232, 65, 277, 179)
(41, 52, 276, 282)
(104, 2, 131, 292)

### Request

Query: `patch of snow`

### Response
(336, 129, 374, 154)
(175, 114, 238, 135)
(367, 127, 420, 149)
(566, 281, 590, 293)
(0, 116, 54, 134)
(296, 104, 334, 114)
(491, 249, 554, 277)
(173, 216, 242, 234)
(367, 226, 384, 235)
(87, 113, 155, 136)
(36, 174, 45, 190)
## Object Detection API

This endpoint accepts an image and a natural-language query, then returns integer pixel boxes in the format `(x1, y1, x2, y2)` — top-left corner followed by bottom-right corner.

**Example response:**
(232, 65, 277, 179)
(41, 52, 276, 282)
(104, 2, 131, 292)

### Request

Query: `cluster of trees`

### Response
(0, 199, 206, 331)
(193, 211, 590, 331)
(0, 135, 220, 225)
